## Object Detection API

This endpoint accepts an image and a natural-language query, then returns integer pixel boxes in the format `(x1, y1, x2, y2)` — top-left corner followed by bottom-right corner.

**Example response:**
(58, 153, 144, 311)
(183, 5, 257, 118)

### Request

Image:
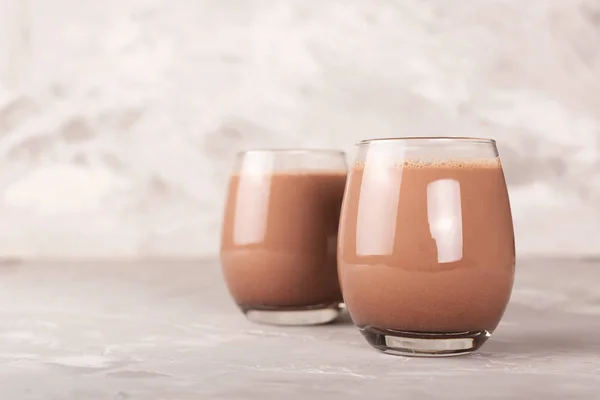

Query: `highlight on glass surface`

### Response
(220, 149, 347, 326)
(337, 137, 515, 356)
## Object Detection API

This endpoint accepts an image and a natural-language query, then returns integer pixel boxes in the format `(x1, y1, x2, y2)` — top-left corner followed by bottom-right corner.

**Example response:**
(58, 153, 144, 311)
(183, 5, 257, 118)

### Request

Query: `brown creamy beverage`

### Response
(338, 150, 515, 354)
(221, 171, 347, 314)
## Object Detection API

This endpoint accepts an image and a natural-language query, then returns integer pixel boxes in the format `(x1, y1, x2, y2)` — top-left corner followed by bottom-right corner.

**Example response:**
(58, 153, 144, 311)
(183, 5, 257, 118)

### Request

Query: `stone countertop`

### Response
(1, 259, 599, 399)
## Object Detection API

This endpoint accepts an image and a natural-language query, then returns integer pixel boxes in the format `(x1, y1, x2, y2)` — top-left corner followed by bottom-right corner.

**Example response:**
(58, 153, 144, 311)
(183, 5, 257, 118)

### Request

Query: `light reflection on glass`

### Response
(426, 178, 463, 263)
(355, 148, 403, 256)
(233, 155, 274, 245)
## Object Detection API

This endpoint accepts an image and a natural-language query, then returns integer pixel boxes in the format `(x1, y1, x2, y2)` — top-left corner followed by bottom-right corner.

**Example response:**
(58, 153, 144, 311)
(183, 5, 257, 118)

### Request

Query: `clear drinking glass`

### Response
(220, 149, 347, 325)
(338, 137, 515, 356)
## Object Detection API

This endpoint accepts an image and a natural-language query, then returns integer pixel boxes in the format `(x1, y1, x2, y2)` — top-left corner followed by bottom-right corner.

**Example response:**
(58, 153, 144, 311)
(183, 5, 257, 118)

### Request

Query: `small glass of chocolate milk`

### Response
(220, 149, 347, 325)
(338, 137, 515, 356)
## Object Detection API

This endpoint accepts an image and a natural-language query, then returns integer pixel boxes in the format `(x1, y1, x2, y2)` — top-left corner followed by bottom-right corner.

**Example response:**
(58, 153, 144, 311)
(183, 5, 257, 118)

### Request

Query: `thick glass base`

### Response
(360, 326, 491, 357)
(240, 302, 341, 326)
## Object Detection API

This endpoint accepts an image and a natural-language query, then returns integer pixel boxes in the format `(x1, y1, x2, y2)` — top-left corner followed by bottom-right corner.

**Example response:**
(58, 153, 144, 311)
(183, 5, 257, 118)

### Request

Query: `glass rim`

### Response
(356, 136, 496, 146)
(237, 148, 346, 156)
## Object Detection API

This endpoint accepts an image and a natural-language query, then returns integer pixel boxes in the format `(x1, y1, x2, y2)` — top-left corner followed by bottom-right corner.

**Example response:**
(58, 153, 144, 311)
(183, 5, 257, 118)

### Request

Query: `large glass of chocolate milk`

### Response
(221, 149, 347, 325)
(338, 137, 515, 356)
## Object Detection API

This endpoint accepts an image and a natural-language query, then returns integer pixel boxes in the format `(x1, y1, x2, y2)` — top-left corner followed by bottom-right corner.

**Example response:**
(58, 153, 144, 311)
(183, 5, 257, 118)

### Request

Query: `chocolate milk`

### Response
(338, 158, 515, 333)
(221, 172, 346, 309)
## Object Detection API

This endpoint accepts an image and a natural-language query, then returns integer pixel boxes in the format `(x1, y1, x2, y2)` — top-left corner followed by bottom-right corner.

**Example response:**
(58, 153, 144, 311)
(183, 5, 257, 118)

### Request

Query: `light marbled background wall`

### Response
(0, 0, 599, 258)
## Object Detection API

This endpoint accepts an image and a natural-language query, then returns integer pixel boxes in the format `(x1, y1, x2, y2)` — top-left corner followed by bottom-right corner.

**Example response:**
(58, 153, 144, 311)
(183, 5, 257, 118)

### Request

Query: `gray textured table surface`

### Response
(1, 259, 599, 399)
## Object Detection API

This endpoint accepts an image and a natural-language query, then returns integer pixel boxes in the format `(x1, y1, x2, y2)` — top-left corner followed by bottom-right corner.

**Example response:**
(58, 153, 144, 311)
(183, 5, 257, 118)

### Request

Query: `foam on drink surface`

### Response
(354, 157, 502, 169)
